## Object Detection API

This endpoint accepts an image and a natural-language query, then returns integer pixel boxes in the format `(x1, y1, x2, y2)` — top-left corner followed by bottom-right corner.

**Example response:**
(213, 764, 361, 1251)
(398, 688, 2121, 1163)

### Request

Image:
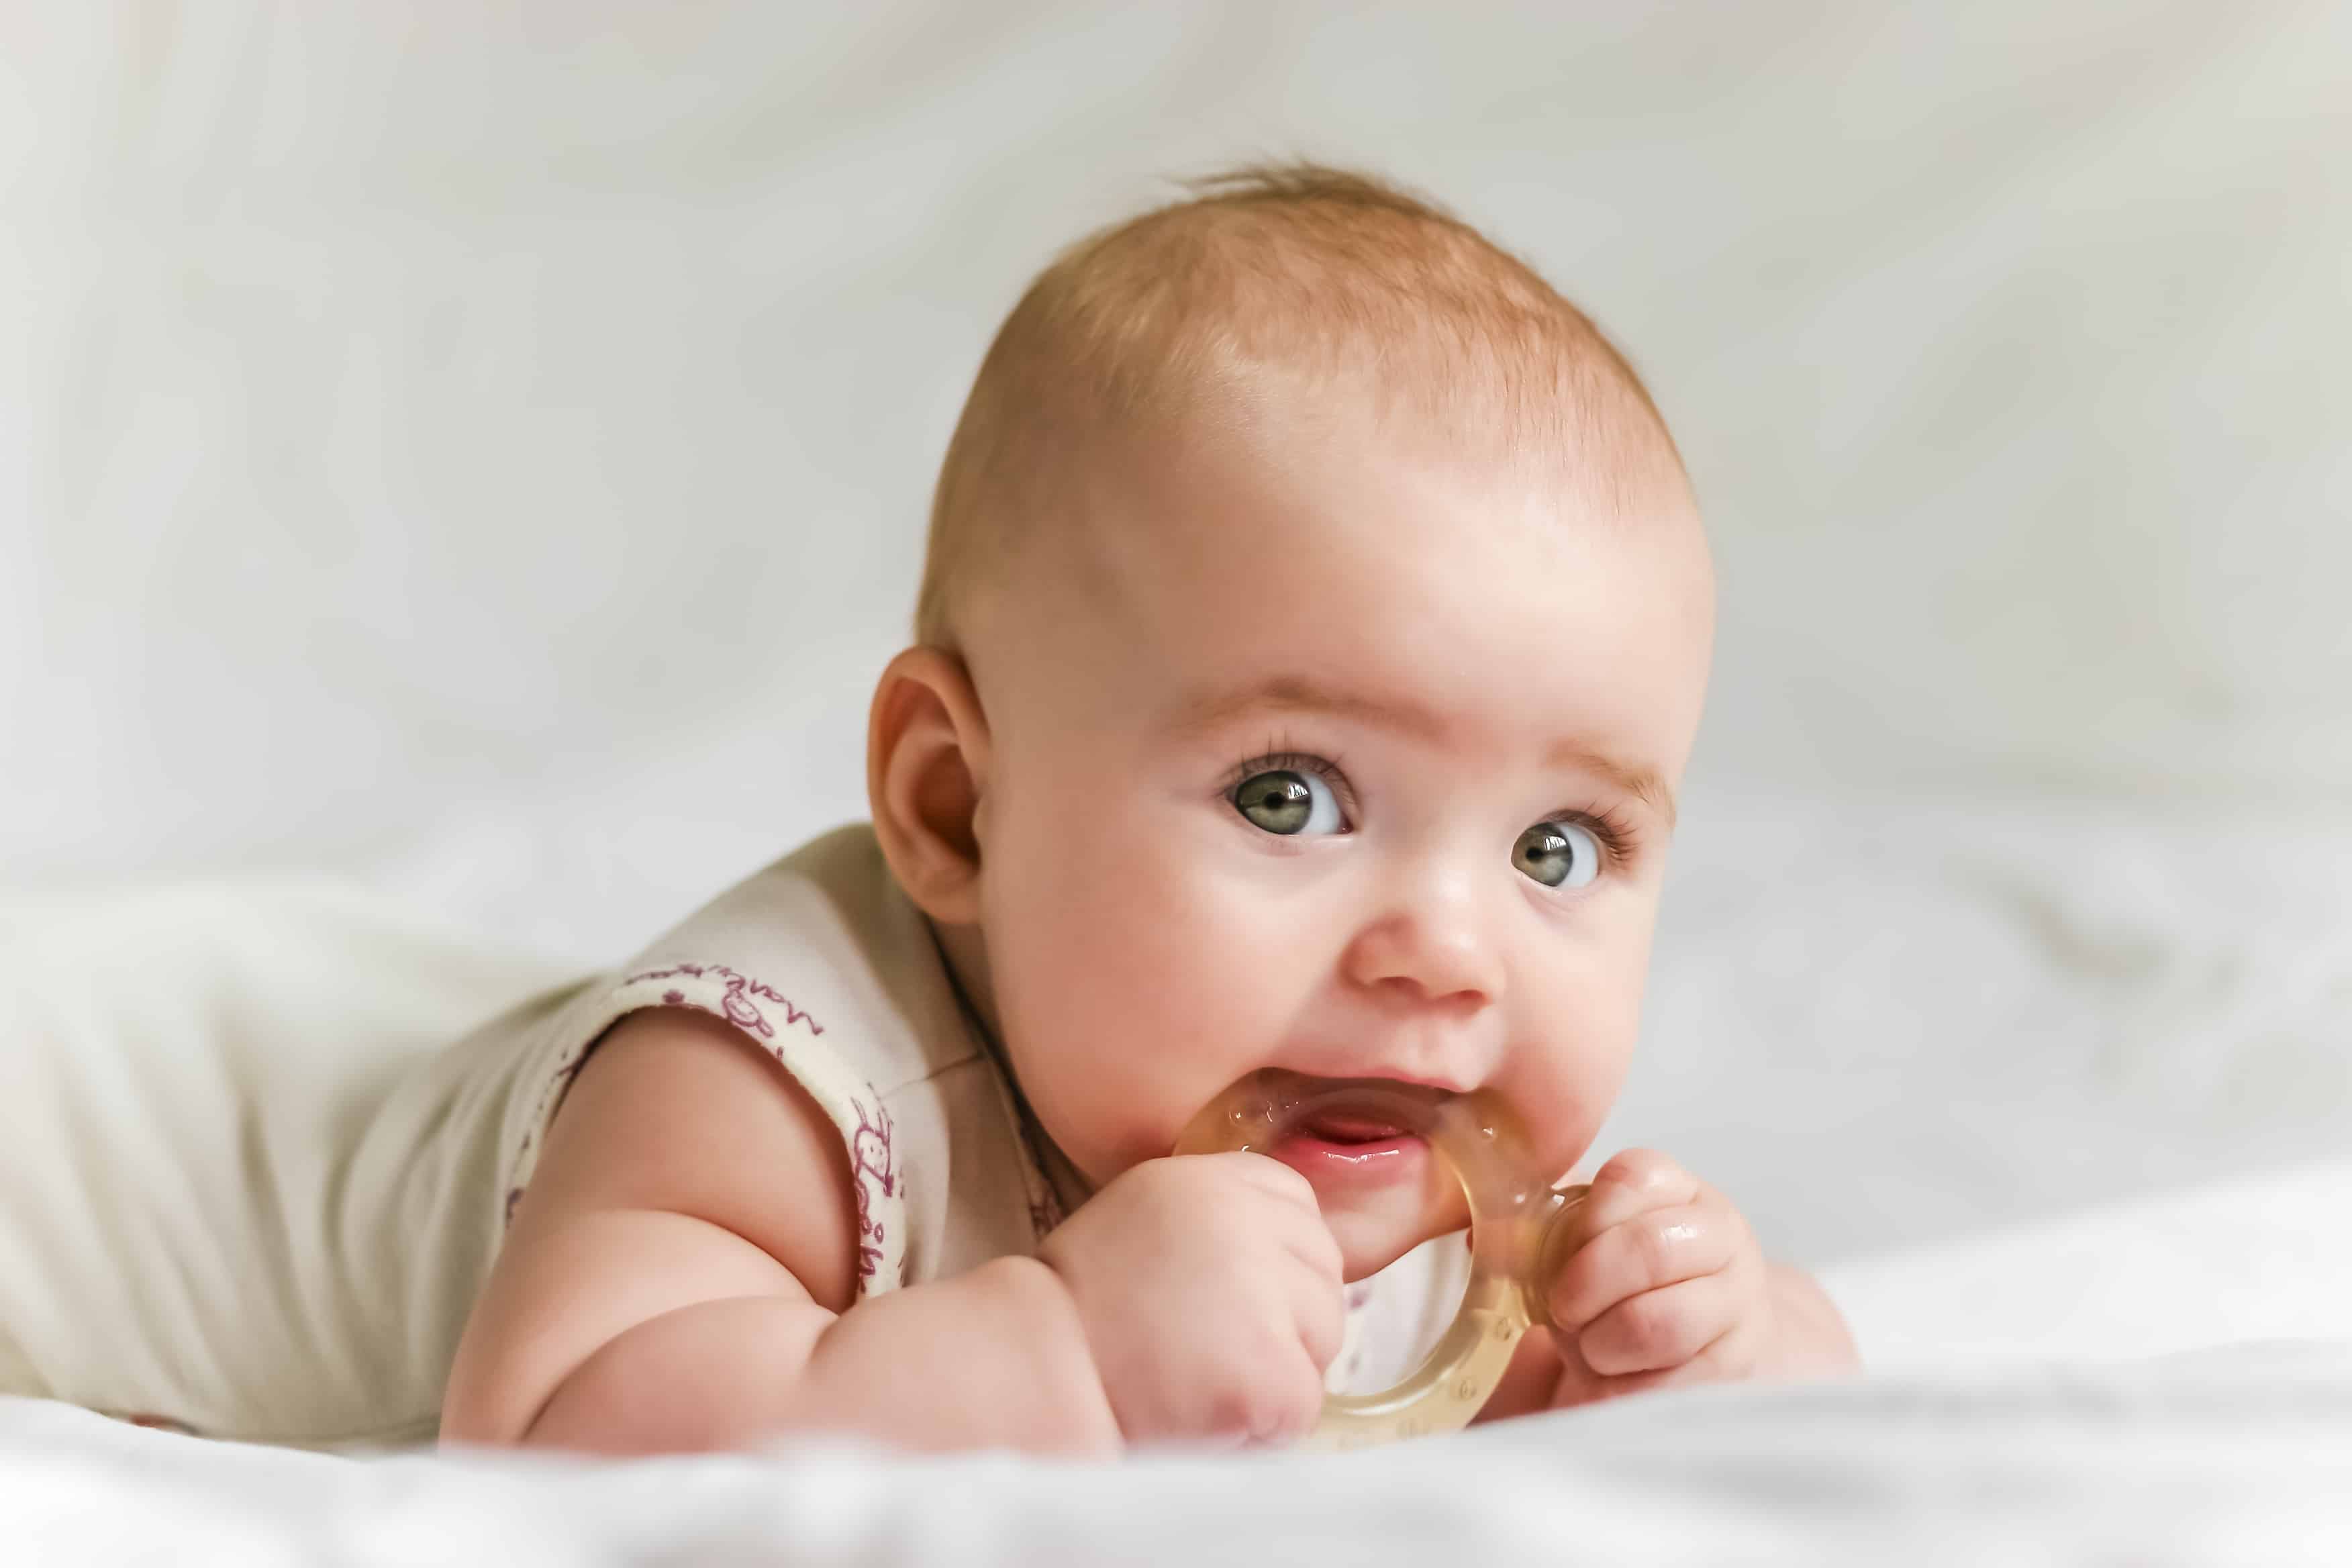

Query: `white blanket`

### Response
(13, 1341, 2351, 1565)
(1824, 1159, 2352, 1369)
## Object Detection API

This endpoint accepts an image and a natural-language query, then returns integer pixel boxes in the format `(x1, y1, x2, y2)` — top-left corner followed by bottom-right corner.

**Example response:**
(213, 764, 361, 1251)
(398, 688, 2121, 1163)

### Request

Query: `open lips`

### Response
(1294, 1108, 1412, 1144)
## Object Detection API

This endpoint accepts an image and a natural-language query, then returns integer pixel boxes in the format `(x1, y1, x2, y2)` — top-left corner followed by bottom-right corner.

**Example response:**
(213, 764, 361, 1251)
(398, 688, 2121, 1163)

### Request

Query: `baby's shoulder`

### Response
(609, 823, 984, 1095)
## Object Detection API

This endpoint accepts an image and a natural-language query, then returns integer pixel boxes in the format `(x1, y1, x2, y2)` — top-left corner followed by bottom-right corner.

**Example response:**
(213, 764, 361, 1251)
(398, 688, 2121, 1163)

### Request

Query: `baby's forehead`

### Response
(1065, 403, 1710, 677)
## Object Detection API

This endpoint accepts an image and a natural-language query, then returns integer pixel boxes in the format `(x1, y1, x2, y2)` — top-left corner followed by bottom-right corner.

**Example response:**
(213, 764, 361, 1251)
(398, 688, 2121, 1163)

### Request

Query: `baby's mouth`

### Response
(1269, 1107, 1429, 1183)
(1174, 1069, 1469, 1278)
(1295, 1108, 1410, 1146)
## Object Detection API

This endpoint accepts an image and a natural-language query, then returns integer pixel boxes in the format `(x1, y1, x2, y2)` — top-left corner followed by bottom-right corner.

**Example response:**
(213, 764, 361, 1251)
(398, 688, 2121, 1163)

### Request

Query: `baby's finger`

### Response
(1574, 1274, 1738, 1377)
(1224, 1151, 1324, 1214)
(1588, 1148, 1701, 1215)
(1274, 1205, 1345, 1286)
(1548, 1148, 1702, 1258)
(1551, 1328, 1758, 1408)
(1285, 1265, 1348, 1371)
(1547, 1202, 1734, 1331)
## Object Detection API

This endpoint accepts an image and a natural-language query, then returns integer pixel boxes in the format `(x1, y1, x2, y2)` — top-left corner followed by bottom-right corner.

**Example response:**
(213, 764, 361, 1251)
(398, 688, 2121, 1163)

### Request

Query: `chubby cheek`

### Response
(1514, 919, 1653, 1180)
(981, 800, 1299, 1183)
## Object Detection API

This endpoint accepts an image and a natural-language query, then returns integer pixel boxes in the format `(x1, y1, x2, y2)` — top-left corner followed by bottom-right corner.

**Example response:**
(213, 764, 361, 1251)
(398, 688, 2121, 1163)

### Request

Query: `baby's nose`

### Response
(1340, 895, 1503, 1012)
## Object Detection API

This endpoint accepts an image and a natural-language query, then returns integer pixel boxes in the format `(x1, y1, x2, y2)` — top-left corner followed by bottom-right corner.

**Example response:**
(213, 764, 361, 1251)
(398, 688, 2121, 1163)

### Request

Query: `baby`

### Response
(436, 164, 1855, 1453)
(1, 164, 1855, 1453)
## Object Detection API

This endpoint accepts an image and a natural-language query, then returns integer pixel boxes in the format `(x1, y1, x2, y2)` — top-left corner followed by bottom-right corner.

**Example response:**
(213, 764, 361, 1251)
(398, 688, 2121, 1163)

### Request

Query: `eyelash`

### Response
(1218, 744, 1646, 873)
(1560, 801, 1643, 873)
(1221, 745, 1359, 818)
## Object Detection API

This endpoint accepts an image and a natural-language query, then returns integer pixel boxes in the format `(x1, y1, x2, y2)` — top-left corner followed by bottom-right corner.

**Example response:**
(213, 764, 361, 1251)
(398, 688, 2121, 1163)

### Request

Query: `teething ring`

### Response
(1175, 1069, 1586, 1451)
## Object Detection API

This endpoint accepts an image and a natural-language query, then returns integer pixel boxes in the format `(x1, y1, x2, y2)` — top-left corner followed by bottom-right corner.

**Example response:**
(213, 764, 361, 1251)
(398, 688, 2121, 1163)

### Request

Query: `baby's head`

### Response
(870, 166, 1713, 1277)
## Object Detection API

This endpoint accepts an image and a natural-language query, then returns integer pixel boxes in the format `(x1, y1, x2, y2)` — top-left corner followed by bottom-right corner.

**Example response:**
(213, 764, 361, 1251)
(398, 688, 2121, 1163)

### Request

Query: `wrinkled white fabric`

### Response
(7, 1340, 2351, 1566)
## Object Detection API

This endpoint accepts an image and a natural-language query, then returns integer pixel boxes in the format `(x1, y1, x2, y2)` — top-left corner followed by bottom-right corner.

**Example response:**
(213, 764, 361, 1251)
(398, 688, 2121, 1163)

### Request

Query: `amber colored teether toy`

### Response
(1175, 1069, 1588, 1451)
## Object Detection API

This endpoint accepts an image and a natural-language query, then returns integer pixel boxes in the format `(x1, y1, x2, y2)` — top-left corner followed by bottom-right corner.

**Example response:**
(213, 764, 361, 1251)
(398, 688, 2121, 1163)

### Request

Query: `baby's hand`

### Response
(1542, 1148, 1781, 1406)
(1038, 1153, 1344, 1447)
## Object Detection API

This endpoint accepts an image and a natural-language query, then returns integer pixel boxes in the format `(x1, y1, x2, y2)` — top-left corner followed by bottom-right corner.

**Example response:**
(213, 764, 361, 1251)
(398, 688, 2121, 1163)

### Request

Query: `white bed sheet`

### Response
(13, 1342, 2351, 1566)
(1822, 1158, 2352, 1370)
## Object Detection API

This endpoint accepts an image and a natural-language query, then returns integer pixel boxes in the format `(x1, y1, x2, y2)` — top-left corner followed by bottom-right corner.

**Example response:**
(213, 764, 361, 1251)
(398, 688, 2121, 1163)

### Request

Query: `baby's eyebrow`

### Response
(1169, 675, 1678, 829)
(1171, 674, 1450, 745)
(1545, 742, 1679, 831)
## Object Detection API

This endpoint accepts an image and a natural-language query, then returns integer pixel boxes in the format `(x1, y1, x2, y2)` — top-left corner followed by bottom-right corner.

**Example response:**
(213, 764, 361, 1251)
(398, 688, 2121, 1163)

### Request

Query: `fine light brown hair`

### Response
(914, 162, 1687, 649)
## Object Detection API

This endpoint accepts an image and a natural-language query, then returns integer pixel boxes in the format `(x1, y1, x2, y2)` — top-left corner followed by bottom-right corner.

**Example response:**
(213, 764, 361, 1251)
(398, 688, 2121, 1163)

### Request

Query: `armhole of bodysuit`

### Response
(497, 961, 908, 1298)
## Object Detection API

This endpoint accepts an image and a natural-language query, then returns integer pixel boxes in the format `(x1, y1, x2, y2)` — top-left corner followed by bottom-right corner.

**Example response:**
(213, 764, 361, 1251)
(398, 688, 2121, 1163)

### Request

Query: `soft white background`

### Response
(3, 3, 2347, 1270)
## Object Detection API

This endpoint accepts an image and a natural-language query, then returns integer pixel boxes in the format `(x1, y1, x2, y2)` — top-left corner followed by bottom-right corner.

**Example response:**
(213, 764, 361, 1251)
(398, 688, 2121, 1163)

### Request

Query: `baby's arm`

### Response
(438, 1008, 1119, 1456)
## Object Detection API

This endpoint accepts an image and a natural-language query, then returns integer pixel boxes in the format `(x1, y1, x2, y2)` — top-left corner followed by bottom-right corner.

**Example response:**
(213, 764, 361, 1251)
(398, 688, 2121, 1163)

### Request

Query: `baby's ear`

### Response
(866, 646, 991, 925)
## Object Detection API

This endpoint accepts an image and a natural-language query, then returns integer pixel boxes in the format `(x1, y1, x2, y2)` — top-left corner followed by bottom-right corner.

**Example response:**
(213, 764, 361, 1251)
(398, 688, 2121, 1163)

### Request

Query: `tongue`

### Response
(1302, 1111, 1408, 1144)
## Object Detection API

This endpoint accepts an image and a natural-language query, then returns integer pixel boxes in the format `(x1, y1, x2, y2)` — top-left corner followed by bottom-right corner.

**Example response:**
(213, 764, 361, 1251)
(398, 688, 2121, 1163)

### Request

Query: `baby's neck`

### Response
(924, 914, 1096, 1220)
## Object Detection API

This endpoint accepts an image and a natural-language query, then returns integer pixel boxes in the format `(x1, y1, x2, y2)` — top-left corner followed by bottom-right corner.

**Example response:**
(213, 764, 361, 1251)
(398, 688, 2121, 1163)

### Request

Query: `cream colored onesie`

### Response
(0, 826, 1455, 1449)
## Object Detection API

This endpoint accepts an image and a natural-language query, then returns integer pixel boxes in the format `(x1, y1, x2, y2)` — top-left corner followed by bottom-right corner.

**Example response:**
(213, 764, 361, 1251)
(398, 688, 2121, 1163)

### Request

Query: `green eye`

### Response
(1514, 820, 1602, 889)
(1232, 769, 1343, 836)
